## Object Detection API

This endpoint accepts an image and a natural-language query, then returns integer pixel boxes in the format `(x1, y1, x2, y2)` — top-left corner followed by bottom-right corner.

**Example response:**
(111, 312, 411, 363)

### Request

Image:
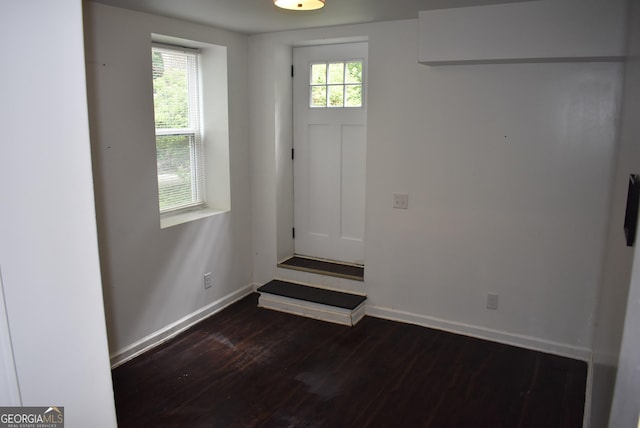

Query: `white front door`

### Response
(293, 42, 368, 265)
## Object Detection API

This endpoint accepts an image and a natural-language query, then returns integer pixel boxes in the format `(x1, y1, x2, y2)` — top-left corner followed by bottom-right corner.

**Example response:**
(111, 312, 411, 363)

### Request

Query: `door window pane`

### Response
(309, 60, 363, 108)
(345, 85, 362, 107)
(311, 63, 327, 84)
(328, 85, 344, 107)
(311, 86, 327, 107)
(345, 62, 362, 84)
(328, 63, 344, 84)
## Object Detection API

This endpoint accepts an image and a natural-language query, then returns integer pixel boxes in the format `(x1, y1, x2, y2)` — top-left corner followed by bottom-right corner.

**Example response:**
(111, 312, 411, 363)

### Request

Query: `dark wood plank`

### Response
(279, 256, 364, 280)
(257, 280, 366, 310)
(112, 294, 586, 428)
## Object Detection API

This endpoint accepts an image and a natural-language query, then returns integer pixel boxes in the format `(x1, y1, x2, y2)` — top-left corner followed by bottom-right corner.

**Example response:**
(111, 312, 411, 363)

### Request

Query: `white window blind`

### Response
(152, 45, 205, 214)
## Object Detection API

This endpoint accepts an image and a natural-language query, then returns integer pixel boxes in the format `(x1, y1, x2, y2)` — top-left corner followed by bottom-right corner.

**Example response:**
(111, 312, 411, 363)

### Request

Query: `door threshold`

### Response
(278, 256, 364, 281)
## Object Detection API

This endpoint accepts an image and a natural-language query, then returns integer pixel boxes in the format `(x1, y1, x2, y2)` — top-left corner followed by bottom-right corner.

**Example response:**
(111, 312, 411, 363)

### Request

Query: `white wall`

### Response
(589, 0, 639, 425)
(418, 0, 627, 64)
(249, 39, 283, 284)
(84, 3, 253, 362)
(0, 1, 117, 426)
(607, 0, 640, 425)
(366, 22, 621, 358)
(250, 18, 622, 358)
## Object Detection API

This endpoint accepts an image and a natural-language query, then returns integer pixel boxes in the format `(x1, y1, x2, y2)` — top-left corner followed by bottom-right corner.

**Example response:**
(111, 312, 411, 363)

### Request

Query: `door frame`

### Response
(291, 42, 369, 265)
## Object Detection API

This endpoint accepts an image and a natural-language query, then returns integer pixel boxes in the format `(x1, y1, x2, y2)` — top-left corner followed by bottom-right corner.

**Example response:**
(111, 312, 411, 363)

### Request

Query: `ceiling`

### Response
(89, 0, 535, 35)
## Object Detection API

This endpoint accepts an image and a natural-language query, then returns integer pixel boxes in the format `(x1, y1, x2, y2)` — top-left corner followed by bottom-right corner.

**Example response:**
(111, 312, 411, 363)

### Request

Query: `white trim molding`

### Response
(366, 304, 591, 362)
(110, 284, 253, 368)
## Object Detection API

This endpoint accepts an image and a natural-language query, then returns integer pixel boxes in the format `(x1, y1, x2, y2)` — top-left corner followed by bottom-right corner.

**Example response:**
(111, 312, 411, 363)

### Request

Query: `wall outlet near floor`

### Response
(204, 272, 213, 289)
(486, 293, 499, 310)
(393, 193, 409, 209)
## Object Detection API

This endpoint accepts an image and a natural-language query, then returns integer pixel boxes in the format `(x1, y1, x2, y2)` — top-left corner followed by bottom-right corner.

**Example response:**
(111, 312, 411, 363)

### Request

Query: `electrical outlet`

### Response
(204, 272, 213, 289)
(486, 293, 498, 310)
(393, 193, 409, 209)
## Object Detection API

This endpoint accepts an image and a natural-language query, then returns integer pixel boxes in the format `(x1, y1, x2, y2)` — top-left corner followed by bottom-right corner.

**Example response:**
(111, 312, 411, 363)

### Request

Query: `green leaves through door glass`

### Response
(345, 61, 362, 84)
(328, 85, 344, 107)
(311, 86, 326, 107)
(328, 63, 344, 84)
(311, 63, 326, 84)
(345, 85, 362, 107)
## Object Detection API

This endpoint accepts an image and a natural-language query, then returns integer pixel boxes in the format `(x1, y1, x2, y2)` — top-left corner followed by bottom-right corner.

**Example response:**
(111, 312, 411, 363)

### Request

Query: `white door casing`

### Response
(293, 43, 368, 265)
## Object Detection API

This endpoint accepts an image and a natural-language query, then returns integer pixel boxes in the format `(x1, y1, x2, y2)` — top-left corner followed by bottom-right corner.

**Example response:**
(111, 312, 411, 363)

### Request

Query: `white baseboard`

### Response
(366, 304, 591, 362)
(110, 284, 254, 368)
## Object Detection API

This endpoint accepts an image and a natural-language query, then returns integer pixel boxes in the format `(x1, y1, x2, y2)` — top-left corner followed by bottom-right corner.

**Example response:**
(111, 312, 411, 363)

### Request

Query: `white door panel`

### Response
(293, 43, 368, 264)
(340, 124, 366, 242)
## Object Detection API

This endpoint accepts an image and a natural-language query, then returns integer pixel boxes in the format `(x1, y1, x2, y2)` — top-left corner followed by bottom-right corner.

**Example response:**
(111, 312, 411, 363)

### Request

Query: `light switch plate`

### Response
(487, 293, 499, 310)
(393, 193, 409, 209)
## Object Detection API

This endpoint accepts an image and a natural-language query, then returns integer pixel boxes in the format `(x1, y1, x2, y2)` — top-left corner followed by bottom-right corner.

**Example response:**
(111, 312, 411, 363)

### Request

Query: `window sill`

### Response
(160, 207, 228, 229)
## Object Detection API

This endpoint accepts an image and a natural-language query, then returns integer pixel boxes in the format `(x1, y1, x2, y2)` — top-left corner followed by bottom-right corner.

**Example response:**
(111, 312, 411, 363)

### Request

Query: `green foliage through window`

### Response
(156, 135, 195, 212)
(153, 53, 190, 129)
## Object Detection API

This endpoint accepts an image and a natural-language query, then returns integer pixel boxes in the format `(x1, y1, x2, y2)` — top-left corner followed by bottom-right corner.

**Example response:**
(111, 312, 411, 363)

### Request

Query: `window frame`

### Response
(152, 43, 206, 215)
(150, 35, 231, 229)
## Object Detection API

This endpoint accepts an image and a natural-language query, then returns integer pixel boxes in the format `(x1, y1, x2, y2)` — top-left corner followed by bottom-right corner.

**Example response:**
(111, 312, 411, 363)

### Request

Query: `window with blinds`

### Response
(152, 44, 205, 214)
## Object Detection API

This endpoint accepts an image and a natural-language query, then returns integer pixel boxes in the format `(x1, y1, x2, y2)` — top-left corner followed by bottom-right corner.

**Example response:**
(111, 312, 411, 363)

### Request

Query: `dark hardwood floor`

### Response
(112, 294, 587, 427)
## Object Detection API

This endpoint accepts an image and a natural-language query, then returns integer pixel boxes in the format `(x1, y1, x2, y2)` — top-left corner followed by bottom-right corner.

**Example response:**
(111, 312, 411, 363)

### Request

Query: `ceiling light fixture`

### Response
(274, 0, 325, 11)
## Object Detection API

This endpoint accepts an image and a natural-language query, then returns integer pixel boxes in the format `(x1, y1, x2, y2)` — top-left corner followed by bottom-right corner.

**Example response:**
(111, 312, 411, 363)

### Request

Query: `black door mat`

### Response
(278, 256, 364, 281)
(257, 280, 366, 310)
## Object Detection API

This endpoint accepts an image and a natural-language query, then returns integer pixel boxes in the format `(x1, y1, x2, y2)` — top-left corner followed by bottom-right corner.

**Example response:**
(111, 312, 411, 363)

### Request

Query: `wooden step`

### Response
(257, 280, 366, 326)
(278, 256, 364, 281)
